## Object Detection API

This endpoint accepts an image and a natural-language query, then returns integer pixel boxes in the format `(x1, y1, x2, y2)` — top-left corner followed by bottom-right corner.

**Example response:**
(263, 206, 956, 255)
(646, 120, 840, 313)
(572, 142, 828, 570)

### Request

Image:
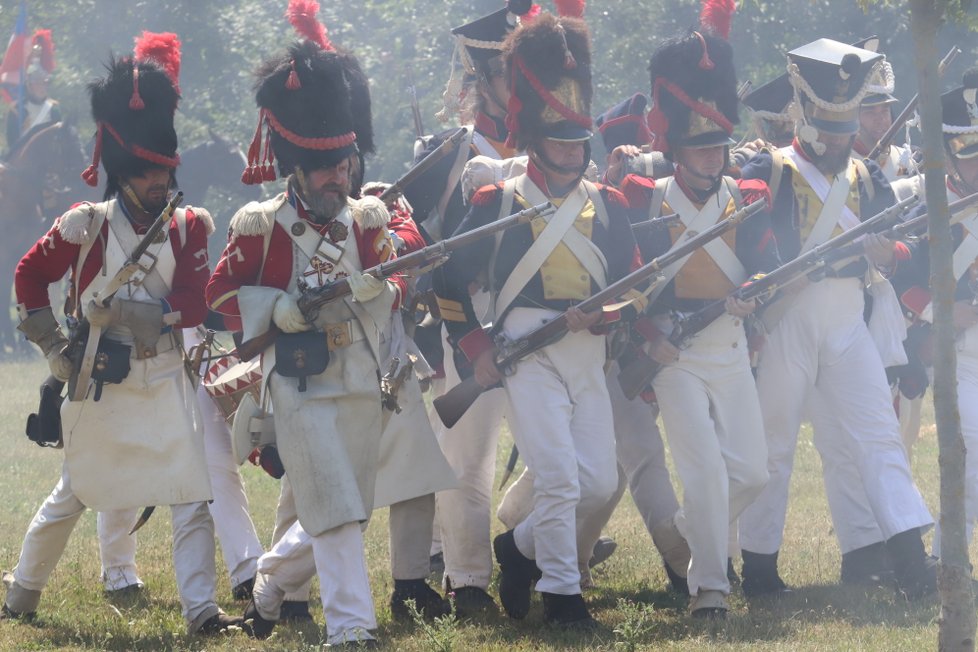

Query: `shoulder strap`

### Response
(768, 147, 785, 200)
(648, 178, 667, 221)
(75, 202, 108, 317)
(582, 180, 609, 230)
(854, 158, 876, 203)
(724, 176, 743, 210)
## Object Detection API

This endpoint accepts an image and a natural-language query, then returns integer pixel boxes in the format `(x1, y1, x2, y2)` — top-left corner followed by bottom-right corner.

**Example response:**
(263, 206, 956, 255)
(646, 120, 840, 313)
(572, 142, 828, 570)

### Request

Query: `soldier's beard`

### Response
(813, 145, 852, 175)
(305, 187, 348, 223)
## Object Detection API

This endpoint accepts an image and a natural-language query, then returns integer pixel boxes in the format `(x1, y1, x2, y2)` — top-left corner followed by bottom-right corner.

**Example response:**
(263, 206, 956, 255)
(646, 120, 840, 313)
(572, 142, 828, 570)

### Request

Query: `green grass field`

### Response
(0, 357, 962, 651)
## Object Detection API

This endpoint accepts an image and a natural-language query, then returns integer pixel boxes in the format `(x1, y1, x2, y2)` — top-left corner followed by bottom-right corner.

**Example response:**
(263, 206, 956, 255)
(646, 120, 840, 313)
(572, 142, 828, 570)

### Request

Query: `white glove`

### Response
(863, 233, 896, 268)
(86, 299, 122, 329)
(347, 273, 386, 303)
(47, 350, 73, 382)
(272, 294, 310, 333)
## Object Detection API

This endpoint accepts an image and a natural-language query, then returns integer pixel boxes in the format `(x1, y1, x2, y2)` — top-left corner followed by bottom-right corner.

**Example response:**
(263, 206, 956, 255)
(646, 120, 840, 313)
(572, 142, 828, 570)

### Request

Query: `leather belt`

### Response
(323, 320, 365, 352)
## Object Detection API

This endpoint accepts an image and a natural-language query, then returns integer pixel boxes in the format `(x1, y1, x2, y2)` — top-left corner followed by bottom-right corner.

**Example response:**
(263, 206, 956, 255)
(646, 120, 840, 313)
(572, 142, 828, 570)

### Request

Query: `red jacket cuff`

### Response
(458, 328, 494, 363)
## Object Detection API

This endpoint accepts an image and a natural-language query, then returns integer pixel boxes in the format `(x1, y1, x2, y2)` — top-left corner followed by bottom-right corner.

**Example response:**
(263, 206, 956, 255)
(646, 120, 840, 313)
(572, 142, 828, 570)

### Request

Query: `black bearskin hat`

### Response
(244, 0, 372, 184)
(646, 31, 739, 156)
(502, 12, 593, 150)
(83, 32, 181, 192)
(942, 69, 978, 160)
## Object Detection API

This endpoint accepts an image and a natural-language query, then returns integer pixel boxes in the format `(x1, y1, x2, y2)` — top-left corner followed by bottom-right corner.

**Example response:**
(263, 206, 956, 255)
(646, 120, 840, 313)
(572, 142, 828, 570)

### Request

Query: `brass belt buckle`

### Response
(325, 323, 352, 351)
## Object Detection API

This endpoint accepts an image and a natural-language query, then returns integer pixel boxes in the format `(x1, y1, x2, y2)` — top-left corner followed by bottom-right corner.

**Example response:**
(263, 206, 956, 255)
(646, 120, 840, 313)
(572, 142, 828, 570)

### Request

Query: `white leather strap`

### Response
(493, 175, 592, 320)
(784, 148, 860, 252)
(646, 177, 730, 303)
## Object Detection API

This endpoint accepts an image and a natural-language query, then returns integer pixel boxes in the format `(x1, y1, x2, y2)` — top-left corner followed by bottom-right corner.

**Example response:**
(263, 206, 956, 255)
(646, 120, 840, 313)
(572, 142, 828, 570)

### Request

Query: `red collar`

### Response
(791, 138, 813, 162)
(672, 168, 714, 206)
(525, 159, 582, 199)
(288, 189, 333, 235)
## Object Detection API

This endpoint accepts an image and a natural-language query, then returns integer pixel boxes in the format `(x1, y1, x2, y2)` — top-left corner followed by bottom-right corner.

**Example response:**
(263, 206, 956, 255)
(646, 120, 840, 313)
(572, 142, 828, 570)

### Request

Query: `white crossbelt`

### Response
(783, 147, 860, 252)
(646, 177, 737, 304)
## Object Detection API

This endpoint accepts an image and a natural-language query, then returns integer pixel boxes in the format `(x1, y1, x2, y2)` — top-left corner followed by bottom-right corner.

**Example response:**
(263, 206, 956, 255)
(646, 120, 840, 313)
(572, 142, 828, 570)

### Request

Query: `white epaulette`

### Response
(56, 201, 104, 245)
(349, 195, 390, 230)
(229, 194, 288, 237)
(185, 205, 216, 236)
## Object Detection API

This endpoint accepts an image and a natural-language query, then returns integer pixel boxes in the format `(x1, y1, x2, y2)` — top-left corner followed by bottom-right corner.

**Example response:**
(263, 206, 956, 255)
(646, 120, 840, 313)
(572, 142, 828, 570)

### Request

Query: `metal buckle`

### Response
(325, 322, 353, 351)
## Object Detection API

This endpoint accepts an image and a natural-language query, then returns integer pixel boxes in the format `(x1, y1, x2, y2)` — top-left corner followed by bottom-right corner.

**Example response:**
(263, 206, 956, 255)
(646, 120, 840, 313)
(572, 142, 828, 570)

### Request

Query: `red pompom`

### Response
(134, 31, 182, 90)
(287, 0, 332, 51)
(699, 0, 736, 40)
(554, 0, 585, 17)
(262, 164, 277, 182)
(31, 29, 55, 73)
(241, 166, 255, 185)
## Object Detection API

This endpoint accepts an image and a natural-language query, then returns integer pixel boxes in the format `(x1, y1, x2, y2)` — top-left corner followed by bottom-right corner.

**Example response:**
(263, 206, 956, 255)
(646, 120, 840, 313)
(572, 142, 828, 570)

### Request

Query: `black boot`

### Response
(279, 599, 314, 622)
(841, 541, 891, 586)
(727, 558, 741, 586)
(197, 610, 244, 635)
(588, 536, 618, 569)
(664, 562, 689, 595)
(241, 600, 277, 639)
(886, 528, 937, 600)
(0, 603, 34, 622)
(446, 577, 497, 617)
(542, 592, 598, 629)
(741, 550, 791, 597)
(232, 576, 255, 601)
(390, 578, 450, 621)
(493, 530, 541, 620)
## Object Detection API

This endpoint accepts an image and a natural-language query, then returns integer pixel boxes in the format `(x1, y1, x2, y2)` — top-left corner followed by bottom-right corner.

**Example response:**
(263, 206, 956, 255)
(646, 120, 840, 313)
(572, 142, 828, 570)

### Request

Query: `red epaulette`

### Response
(619, 173, 655, 209)
(470, 182, 504, 208)
(736, 178, 773, 210)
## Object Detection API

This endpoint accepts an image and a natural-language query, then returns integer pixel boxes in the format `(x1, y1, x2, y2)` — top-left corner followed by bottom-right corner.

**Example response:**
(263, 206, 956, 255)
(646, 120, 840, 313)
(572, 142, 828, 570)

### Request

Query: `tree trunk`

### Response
(909, 1, 976, 650)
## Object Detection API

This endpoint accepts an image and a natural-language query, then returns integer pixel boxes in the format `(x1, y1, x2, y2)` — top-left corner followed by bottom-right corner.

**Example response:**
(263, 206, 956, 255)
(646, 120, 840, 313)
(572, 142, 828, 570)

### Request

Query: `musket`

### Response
(867, 46, 959, 161)
(616, 193, 921, 399)
(407, 67, 425, 139)
(631, 212, 681, 232)
(378, 127, 468, 207)
(433, 198, 769, 428)
(68, 192, 184, 402)
(235, 201, 556, 361)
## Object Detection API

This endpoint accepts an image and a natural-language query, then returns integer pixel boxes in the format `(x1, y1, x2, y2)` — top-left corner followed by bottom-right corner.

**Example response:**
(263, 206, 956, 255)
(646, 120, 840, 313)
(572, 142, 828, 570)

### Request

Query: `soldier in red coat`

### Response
(2, 33, 239, 634)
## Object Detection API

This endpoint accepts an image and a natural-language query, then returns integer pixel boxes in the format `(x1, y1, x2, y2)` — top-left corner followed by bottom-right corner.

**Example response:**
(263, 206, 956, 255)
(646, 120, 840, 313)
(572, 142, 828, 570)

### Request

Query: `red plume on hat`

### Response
(30, 29, 55, 72)
(553, 0, 585, 17)
(287, 0, 334, 51)
(134, 31, 182, 91)
(699, 0, 735, 40)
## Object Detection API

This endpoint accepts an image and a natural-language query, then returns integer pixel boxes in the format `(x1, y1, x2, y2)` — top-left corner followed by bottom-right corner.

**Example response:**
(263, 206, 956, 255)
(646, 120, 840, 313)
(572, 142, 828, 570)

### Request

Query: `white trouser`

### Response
(197, 381, 263, 587)
(500, 368, 684, 573)
(97, 509, 142, 590)
(11, 463, 219, 631)
(427, 375, 444, 559)
(606, 364, 681, 537)
(96, 382, 263, 589)
(433, 326, 509, 590)
(652, 314, 768, 596)
(808, 390, 885, 554)
(934, 330, 978, 553)
(390, 494, 436, 580)
(503, 308, 618, 595)
(272, 476, 312, 602)
(739, 279, 933, 555)
(253, 520, 376, 645)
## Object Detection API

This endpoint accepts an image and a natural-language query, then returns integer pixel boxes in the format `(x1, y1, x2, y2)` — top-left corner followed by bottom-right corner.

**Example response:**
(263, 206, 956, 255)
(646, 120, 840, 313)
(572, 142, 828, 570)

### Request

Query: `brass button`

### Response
(732, 342, 738, 348)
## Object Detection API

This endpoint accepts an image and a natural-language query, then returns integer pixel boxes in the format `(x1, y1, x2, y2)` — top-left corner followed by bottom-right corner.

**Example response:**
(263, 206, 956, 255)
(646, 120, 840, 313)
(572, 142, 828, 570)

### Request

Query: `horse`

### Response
(0, 120, 88, 355)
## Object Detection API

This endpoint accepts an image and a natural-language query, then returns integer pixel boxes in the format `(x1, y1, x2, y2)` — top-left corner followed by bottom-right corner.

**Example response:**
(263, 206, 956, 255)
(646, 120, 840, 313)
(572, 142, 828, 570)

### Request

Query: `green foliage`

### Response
(405, 595, 461, 652)
(2, 0, 975, 188)
(613, 598, 657, 651)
